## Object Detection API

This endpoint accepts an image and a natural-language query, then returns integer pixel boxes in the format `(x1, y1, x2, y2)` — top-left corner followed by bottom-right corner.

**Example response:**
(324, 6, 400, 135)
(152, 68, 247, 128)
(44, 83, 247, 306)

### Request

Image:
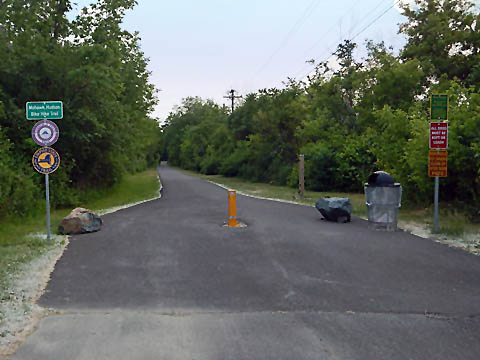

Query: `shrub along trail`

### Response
(10, 165, 480, 360)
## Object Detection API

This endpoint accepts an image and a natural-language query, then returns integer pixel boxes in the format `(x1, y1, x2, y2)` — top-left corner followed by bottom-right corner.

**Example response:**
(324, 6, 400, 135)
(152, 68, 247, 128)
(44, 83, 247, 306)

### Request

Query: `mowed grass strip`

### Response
(79, 167, 161, 212)
(179, 169, 480, 238)
(180, 170, 367, 216)
(0, 168, 161, 304)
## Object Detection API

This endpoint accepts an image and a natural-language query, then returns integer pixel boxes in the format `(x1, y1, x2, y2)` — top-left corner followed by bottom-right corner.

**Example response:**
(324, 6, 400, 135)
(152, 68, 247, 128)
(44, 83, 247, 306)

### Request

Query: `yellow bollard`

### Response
(227, 190, 238, 227)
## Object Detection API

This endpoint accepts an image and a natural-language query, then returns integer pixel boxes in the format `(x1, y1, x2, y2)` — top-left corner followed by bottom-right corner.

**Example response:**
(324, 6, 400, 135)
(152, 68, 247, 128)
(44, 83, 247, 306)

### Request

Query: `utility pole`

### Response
(223, 89, 242, 113)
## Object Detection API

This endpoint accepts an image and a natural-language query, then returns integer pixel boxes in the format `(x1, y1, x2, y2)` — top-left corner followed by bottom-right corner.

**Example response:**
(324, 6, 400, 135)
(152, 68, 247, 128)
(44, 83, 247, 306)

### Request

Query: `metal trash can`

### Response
(364, 171, 402, 231)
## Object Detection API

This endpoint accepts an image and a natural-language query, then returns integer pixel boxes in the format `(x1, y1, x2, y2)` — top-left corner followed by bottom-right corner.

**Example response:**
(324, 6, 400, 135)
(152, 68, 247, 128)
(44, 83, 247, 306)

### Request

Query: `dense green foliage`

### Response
(0, 0, 160, 219)
(162, 0, 480, 216)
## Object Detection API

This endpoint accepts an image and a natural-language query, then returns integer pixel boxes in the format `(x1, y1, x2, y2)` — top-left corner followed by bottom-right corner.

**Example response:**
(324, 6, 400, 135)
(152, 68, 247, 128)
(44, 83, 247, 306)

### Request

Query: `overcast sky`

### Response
(69, 0, 476, 121)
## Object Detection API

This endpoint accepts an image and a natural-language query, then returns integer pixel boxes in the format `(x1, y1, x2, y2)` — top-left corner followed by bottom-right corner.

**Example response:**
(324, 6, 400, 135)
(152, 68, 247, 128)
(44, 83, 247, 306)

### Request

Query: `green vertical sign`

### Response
(430, 94, 448, 120)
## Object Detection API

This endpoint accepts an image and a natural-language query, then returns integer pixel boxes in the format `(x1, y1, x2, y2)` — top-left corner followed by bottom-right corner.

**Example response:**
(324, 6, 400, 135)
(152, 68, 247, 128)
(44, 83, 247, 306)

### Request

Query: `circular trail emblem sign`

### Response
(32, 147, 61, 174)
(32, 120, 59, 146)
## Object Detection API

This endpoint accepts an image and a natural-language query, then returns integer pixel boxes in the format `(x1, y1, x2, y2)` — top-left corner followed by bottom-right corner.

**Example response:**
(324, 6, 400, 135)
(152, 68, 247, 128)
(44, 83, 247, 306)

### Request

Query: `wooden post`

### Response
(299, 154, 305, 200)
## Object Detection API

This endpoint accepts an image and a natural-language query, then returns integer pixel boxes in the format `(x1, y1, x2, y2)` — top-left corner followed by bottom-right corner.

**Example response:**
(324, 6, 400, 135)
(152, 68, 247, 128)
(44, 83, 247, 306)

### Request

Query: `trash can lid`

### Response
(367, 171, 397, 187)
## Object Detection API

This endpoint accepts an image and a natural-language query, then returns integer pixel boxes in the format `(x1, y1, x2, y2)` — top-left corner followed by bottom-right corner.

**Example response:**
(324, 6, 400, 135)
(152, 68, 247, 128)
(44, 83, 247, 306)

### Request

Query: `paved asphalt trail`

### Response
(11, 165, 480, 359)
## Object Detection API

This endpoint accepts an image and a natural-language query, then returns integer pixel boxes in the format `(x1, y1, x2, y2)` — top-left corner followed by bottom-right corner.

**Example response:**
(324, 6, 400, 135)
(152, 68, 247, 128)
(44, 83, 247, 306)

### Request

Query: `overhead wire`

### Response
(299, 0, 370, 60)
(294, 0, 403, 81)
(350, 0, 403, 42)
(292, 0, 395, 79)
(253, 0, 322, 76)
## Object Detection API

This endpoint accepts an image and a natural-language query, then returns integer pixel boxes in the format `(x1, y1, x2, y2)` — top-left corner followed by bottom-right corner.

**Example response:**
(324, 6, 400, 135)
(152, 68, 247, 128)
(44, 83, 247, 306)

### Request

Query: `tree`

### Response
(0, 0, 159, 214)
(400, 0, 480, 87)
(160, 2, 480, 211)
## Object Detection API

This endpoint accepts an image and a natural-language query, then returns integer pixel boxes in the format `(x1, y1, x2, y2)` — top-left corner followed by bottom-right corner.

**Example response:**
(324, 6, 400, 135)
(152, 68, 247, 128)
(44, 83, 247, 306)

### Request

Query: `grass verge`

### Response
(180, 169, 480, 254)
(78, 168, 161, 212)
(181, 171, 367, 215)
(0, 167, 161, 349)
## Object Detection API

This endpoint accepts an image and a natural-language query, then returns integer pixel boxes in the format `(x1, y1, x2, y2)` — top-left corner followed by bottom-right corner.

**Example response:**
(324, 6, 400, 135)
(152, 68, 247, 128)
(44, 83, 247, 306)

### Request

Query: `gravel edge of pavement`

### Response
(207, 180, 480, 256)
(0, 175, 163, 356)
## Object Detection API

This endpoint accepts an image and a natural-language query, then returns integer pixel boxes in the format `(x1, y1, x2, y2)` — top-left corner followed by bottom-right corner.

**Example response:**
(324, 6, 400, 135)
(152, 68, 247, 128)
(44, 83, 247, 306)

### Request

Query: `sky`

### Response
(68, 0, 475, 122)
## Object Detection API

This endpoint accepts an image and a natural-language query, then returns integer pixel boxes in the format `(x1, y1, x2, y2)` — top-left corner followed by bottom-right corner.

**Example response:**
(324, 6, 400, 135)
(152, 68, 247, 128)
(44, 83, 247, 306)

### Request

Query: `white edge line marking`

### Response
(97, 175, 163, 216)
(206, 180, 315, 207)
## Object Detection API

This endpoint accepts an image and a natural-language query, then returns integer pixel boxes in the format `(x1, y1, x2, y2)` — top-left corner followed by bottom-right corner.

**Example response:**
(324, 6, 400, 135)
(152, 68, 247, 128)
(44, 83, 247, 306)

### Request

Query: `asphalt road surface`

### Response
(11, 165, 480, 359)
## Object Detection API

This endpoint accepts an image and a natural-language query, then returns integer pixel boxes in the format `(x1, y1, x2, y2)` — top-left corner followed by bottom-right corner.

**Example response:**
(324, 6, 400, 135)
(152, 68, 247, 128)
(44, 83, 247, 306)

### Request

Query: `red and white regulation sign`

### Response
(430, 122, 448, 149)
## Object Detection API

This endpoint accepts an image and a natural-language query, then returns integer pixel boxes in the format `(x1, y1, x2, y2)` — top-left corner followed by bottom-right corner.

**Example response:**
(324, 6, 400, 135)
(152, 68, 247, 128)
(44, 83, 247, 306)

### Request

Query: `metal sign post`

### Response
(429, 94, 448, 233)
(45, 174, 51, 241)
(28, 100, 62, 241)
(32, 147, 61, 242)
(434, 176, 439, 233)
(428, 149, 448, 233)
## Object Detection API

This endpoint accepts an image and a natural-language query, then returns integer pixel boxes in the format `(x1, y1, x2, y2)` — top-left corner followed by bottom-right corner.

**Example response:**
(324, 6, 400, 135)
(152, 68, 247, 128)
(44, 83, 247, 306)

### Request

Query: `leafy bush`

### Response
(0, 1, 160, 220)
(299, 142, 338, 191)
(219, 142, 250, 177)
(0, 128, 39, 218)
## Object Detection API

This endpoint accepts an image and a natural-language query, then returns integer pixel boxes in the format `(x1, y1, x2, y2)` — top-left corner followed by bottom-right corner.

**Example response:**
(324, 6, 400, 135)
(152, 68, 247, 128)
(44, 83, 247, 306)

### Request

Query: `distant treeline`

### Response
(0, 1, 161, 219)
(161, 0, 480, 216)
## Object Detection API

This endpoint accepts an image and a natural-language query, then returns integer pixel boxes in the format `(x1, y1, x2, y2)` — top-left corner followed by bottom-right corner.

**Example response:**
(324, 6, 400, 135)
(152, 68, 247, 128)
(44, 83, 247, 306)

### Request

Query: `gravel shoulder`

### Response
(207, 178, 480, 257)
(0, 174, 162, 356)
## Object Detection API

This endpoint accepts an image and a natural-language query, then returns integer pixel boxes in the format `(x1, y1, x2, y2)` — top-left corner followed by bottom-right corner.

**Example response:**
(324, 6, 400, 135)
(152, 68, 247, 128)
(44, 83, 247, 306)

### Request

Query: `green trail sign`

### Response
(430, 94, 448, 120)
(26, 101, 63, 120)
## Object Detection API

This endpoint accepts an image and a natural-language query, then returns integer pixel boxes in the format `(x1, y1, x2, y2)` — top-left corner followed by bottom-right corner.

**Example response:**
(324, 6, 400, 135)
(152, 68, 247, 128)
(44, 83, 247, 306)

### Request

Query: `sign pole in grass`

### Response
(45, 174, 51, 241)
(429, 94, 448, 233)
(28, 100, 62, 241)
(32, 147, 60, 241)
(429, 150, 447, 233)
(434, 176, 440, 233)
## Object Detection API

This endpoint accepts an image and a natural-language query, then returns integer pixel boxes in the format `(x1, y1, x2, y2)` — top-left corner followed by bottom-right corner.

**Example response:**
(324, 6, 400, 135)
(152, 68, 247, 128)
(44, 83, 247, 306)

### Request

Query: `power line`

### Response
(299, 0, 402, 80)
(293, 0, 394, 79)
(350, 0, 402, 42)
(300, 0, 389, 62)
(254, 0, 322, 76)
(296, 0, 402, 81)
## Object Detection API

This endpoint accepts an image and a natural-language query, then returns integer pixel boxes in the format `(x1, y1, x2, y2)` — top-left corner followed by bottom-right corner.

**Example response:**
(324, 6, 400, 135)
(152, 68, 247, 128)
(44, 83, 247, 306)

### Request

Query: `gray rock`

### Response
(58, 208, 102, 235)
(315, 197, 352, 223)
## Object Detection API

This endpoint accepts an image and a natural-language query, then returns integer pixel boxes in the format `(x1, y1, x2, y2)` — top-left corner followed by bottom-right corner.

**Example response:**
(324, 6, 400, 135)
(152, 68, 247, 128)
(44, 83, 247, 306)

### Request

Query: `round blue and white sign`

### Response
(32, 120, 59, 147)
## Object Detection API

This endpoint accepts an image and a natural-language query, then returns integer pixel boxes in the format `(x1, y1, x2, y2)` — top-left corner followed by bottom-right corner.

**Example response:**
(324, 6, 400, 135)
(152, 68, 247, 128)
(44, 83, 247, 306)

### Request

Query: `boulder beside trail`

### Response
(315, 197, 352, 223)
(58, 208, 102, 235)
